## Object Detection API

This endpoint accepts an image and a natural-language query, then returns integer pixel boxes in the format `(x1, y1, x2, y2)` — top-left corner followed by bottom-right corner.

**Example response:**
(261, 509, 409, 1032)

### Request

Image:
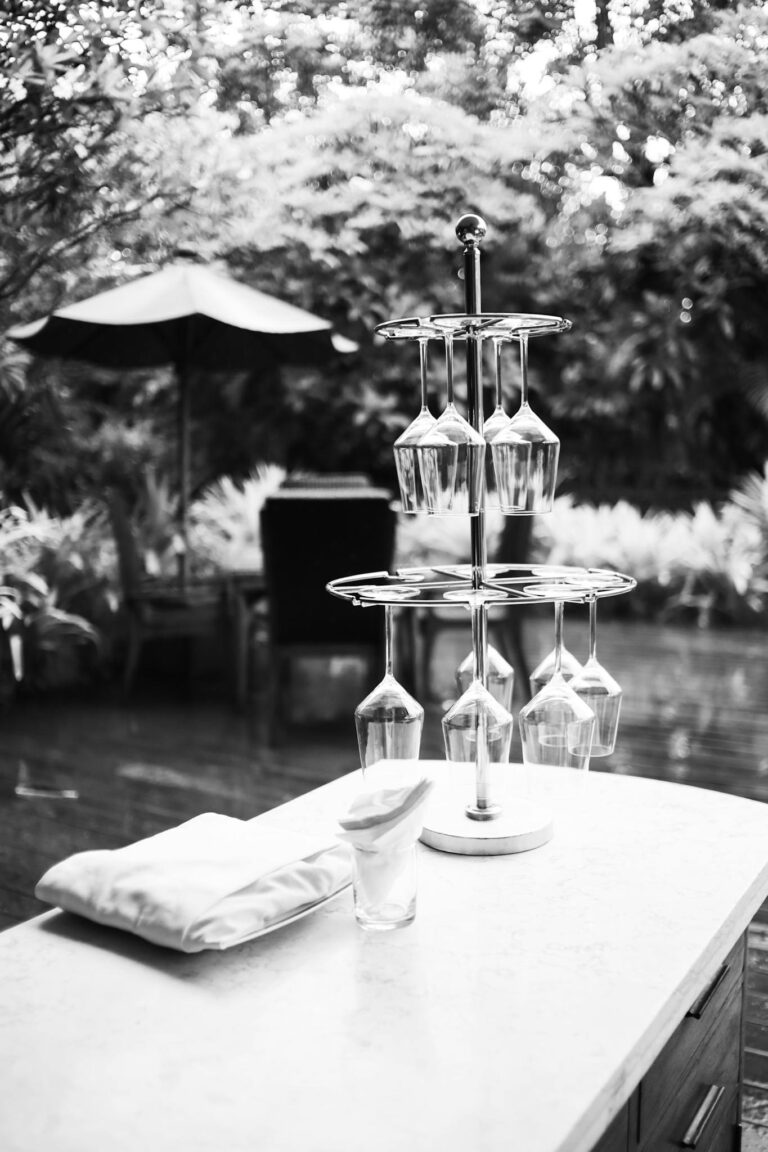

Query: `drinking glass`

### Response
(443, 680, 515, 764)
(529, 601, 583, 696)
(456, 642, 514, 711)
(492, 334, 559, 514)
(484, 336, 530, 512)
(393, 336, 437, 514)
(519, 602, 595, 777)
(352, 843, 417, 931)
(416, 335, 485, 516)
(355, 606, 424, 778)
(569, 597, 622, 756)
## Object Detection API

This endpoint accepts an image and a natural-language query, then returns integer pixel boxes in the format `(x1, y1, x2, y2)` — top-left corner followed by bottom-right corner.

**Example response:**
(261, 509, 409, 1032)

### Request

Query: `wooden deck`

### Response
(1, 617, 767, 1145)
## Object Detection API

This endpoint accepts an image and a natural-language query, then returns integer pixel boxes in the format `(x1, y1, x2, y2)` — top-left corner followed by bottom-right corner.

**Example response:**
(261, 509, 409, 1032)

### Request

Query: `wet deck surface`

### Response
(1, 617, 767, 1144)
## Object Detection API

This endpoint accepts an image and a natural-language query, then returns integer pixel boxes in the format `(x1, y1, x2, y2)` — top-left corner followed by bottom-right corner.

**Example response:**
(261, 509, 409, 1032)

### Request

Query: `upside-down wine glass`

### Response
(416, 334, 485, 516)
(518, 601, 596, 777)
(355, 605, 424, 783)
(569, 596, 622, 756)
(492, 333, 560, 514)
(393, 336, 437, 514)
(456, 640, 515, 712)
(484, 336, 530, 512)
(443, 598, 515, 816)
(529, 600, 583, 697)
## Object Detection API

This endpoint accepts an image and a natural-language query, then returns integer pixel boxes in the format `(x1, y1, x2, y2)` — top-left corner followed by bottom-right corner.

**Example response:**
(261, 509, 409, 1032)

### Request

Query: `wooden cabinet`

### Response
(591, 935, 746, 1152)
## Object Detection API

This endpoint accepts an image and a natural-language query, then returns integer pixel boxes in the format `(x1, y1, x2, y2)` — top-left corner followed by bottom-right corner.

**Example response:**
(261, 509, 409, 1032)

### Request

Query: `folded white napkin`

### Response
(35, 813, 352, 953)
(337, 777, 434, 852)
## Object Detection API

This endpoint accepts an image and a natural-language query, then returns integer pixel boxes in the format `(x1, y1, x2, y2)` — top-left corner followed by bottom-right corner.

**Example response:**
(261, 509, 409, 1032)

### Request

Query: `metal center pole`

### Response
(458, 216, 486, 595)
(457, 214, 500, 820)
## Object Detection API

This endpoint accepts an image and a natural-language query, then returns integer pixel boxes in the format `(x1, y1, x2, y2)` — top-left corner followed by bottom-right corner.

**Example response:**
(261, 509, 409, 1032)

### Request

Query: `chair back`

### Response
(495, 513, 534, 565)
(260, 489, 396, 647)
(281, 472, 372, 490)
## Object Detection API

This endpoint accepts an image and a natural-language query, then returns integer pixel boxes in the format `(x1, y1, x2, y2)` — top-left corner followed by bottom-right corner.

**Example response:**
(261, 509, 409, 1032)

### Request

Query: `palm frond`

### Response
(730, 463, 768, 534)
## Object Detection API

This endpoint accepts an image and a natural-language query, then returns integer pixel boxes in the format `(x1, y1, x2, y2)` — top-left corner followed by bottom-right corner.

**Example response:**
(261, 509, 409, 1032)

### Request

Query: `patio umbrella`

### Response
(7, 263, 356, 571)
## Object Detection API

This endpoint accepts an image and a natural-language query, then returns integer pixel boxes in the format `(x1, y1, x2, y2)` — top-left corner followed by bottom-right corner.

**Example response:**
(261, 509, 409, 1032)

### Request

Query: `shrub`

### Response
(189, 465, 286, 574)
(531, 486, 767, 626)
(0, 502, 101, 692)
(394, 509, 504, 569)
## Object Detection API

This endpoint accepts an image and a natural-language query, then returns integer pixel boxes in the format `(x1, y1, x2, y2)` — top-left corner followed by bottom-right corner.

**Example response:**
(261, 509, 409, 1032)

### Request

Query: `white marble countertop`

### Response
(2, 765, 768, 1152)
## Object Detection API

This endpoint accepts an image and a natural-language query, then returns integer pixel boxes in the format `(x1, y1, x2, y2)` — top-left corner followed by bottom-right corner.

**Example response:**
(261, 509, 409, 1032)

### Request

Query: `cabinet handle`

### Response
(680, 1084, 725, 1148)
(687, 962, 729, 1019)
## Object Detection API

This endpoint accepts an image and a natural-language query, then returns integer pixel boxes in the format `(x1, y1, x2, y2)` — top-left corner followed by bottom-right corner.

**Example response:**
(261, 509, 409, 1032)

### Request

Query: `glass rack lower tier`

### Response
(326, 564, 636, 608)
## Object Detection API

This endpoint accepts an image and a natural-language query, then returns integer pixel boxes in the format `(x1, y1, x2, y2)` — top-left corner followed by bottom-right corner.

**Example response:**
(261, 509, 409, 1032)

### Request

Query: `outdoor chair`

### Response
(259, 487, 397, 743)
(107, 493, 230, 696)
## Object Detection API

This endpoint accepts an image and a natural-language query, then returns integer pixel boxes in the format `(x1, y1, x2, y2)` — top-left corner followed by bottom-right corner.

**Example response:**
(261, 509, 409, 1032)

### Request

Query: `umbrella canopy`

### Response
(8, 263, 356, 574)
(7, 262, 356, 368)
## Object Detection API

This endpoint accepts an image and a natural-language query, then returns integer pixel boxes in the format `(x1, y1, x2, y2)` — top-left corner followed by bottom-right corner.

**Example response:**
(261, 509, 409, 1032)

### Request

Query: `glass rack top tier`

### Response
(327, 564, 636, 608)
(374, 313, 572, 341)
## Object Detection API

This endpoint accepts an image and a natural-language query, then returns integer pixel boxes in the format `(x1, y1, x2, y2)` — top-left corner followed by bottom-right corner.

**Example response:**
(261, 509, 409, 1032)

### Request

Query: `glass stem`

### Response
(445, 335, 455, 406)
(419, 337, 429, 412)
(471, 603, 487, 687)
(589, 596, 598, 662)
(493, 337, 503, 408)
(554, 601, 564, 676)
(519, 333, 529, 408)
(384, 606, 395, 677)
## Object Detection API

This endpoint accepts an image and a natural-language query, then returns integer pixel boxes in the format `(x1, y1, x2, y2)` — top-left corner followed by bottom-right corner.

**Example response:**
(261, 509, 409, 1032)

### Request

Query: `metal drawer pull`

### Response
(687, 963, 729, 1019)
(681, 1084, 726, 1148)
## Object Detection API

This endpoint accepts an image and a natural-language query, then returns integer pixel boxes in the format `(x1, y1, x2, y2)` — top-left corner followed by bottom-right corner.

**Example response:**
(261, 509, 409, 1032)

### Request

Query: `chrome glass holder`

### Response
(326, 215, 635, 855)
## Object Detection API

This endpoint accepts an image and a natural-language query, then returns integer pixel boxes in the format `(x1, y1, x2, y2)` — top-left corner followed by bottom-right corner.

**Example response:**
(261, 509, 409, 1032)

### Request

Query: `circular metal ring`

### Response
(328, 565, 635, 607)
(374, 313, 572, 342)
(443, 588, 510, 605)
(374, 317, 446, 340)
(354, 584, 421, 601)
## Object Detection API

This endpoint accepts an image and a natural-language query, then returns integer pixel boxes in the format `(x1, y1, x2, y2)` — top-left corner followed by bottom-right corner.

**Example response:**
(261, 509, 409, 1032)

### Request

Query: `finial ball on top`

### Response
(455, 214, 487, 246)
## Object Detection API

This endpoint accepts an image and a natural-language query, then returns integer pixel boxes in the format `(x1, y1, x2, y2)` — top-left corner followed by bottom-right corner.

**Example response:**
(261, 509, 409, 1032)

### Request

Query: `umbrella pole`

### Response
(176, 363, 190, 586)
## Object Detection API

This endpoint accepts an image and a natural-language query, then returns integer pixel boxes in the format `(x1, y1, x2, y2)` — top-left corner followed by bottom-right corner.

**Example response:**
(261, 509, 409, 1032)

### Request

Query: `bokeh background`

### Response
(1, 0, 767, 691)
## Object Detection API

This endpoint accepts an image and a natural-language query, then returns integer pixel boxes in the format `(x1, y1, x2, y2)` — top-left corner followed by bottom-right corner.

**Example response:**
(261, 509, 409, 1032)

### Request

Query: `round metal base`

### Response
(420, 784, 554, 856)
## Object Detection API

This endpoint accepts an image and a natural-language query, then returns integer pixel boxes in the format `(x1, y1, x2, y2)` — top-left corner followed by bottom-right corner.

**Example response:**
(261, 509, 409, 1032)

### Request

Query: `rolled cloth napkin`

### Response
(337, 777, 434, 852)
(35, 813, 352, 953)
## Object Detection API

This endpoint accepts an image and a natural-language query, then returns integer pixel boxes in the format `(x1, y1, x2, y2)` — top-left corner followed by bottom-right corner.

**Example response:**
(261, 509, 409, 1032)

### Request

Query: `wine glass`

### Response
(491, 333, 560, 514)
(443, 679, 515, 764)
(442, 600, 515, 816)
(484, 336, 530, 512)
(529, 601, 583, 696)
(355, 606, 424, 783)
(569, 596, 622, 756)
(519, 601, 595, 781)
(456, 642, 514, 711)
(393, 336, 437, 514)
(416, 334, 485, 516)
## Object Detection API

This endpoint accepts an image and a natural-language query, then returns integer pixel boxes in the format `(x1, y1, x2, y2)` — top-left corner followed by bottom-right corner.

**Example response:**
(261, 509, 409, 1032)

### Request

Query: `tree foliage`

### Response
(507, 4, 768, 501)
(0, 0, 766, 509)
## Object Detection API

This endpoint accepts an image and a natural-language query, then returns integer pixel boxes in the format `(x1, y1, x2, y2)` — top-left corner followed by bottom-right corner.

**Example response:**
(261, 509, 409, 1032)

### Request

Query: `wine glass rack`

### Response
(327, 214, 635, 856)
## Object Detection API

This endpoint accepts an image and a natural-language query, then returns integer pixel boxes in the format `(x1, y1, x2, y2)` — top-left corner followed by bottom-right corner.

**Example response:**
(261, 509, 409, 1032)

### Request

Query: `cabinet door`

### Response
(646, 1087, 739, 1152)
(638, 984, 742, 1151)
(693, 1093, 739, 1152)
(639, 935, 745, 1141)
(587, 934, 746, 1152)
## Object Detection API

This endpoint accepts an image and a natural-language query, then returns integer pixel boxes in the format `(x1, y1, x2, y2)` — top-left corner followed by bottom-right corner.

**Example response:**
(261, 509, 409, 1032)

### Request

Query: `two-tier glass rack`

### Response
(327, 215, 635, 856)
